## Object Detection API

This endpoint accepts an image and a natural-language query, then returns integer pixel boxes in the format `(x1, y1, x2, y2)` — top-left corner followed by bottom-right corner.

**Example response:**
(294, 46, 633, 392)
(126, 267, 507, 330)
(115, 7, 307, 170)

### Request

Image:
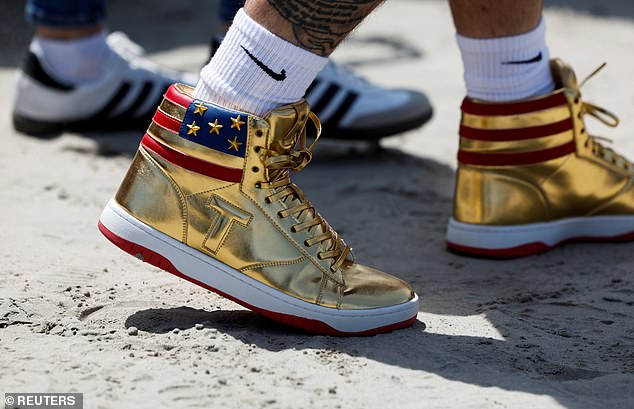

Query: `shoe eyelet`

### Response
(255, 182, 261, 189)
(317, 252, 324, 260)
(580, 128, 586, 134)
(265, 197, 272, 203)
(277, 211, 283, 219)
(303, 240, 310, 247)
(290, 226, 298, 233)
(574, 97, 580, 104)
(251, 166, 259, 173)
(254, 146, 261, 153)
(256, 130, 264, 137)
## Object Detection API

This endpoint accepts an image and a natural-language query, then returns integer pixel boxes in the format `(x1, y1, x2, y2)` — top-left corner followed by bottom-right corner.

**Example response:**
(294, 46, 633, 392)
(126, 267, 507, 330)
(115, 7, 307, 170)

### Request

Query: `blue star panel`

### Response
(178, 99, 249, 158)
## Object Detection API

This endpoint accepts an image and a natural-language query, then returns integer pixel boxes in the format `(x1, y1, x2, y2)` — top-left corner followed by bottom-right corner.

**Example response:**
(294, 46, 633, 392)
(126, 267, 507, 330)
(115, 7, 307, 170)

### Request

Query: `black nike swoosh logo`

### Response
(241, 46, 287, 81)
(502, 51, 543, 65)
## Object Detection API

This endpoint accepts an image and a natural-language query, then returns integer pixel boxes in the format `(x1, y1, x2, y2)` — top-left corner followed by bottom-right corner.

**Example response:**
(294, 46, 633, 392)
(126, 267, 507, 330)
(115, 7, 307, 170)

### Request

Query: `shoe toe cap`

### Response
(349, 89, 432, 126)
(338, 263, 416, 309)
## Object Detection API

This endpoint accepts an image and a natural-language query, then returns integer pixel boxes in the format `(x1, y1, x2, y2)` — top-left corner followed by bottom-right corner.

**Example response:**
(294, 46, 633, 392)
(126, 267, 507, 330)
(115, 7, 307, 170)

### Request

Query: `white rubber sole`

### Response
(99, 199, 419, 335)
(447, 216, 634, 258)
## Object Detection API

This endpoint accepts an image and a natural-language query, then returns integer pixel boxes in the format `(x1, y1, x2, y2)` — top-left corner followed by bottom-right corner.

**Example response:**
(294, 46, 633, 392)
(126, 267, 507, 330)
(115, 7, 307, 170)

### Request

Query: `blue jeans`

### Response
(28, 0, 238, 28)
(26, 0, 106, 27)
(219, 0, 242, 25)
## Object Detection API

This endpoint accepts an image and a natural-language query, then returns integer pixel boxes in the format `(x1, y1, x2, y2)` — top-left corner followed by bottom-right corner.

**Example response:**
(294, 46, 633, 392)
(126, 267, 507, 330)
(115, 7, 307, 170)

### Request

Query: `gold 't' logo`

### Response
(203, 195, 252, 253)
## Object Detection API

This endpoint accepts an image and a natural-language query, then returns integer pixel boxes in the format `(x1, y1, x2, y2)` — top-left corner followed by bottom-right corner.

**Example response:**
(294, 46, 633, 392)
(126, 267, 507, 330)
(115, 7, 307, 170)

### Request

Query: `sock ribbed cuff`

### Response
(456, 19, 555, 102)
(194, 9, 327, 116)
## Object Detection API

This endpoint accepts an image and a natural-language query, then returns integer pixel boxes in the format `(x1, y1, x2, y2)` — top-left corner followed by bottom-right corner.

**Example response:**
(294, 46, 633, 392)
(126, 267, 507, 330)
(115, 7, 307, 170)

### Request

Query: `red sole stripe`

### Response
(459, 118, 573, 141)
(141, 134, 243, 183)
(458, 140, 576, 166)
(98, 221, 417, 336)
(152, 109, 182, 133)
(164, 84, 193, 109)
(447, 230, 634, 259)
(447, 241, 550, 259)
(461, 93, 568, 116)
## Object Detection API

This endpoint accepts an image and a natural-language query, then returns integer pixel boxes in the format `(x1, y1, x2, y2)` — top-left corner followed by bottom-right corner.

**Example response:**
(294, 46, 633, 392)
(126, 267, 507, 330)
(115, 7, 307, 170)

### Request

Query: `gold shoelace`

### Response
(258, 112, 352, 272)
(577, 63, 628, 169)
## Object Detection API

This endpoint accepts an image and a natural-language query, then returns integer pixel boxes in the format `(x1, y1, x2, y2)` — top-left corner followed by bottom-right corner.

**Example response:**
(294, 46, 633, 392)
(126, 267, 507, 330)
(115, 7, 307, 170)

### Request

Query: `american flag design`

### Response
(141, 84, 249, 183)
(178, 99, 248, 158)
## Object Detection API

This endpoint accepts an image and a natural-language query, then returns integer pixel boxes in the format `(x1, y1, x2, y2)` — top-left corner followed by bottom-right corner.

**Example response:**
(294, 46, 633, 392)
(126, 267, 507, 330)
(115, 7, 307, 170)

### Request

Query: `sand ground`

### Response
(1, 1, 633, 408)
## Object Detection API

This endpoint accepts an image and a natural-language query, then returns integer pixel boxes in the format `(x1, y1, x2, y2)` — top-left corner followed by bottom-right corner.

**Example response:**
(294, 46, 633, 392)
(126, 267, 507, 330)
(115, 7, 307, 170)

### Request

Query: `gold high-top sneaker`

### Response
(447, 59, 634, 258)
(98, 84, 418, 334)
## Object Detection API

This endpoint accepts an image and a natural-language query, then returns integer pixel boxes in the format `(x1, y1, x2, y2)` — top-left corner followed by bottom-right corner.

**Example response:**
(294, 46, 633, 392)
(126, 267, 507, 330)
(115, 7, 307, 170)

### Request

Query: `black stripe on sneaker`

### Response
(157, 84, 172, 105)
(22, 52, 74, 91)
(304, 79, 320, 99)
(92, 82, 132, 119)
(325, 91, 358, 126)
(112, 81, 153, 120)
(137, 83, 171, 120)
(311, 83, 340, 116)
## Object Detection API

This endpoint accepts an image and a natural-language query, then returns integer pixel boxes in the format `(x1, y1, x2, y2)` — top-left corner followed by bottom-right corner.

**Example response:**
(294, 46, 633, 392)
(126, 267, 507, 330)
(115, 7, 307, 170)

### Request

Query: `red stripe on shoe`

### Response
(164, 84, 193, 108)
(447, 240, 551, 258)
(141, 134, 243, 183)
(152, 109, 182, 133)
(459, 118, 574, 141)
(461, 93, 568, 116)
(458, 140, 576, 166)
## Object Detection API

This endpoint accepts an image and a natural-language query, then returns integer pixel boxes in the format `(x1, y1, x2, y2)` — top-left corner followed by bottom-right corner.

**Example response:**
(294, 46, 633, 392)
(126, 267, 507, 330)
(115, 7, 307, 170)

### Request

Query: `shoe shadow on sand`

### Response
(123, 146, 634, 409)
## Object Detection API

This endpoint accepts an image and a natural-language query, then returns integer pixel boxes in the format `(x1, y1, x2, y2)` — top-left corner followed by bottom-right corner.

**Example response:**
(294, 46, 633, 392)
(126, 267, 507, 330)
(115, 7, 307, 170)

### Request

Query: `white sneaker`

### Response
(209, 39, 432, 140)
(307, 60, 433, 140)
(13, 32, 197, 136)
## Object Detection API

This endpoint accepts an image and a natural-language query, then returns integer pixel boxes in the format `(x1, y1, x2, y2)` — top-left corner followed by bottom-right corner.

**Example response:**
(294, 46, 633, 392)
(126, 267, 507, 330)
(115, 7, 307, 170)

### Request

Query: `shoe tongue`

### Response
(551, 58, 579, 90)
(263, 101, 311, 154)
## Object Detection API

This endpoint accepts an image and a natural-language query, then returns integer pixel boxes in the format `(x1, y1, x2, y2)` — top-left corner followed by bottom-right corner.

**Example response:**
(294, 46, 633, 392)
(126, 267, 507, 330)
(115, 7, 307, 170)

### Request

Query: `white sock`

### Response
(32, 31, 111, 85)
(456, 18, 555, 102)
(194, 9, 327, 116)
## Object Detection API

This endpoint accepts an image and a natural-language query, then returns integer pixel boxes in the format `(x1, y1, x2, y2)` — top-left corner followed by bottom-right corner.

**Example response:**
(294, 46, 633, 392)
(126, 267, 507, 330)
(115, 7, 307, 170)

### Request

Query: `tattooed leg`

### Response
(244, 0, 385, 56)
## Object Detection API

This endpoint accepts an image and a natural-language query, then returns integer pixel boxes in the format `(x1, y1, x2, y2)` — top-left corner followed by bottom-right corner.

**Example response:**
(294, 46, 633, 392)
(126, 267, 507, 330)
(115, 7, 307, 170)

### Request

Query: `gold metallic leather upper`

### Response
(116, 85, 414, 309)
(454, 59, 633, 226)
